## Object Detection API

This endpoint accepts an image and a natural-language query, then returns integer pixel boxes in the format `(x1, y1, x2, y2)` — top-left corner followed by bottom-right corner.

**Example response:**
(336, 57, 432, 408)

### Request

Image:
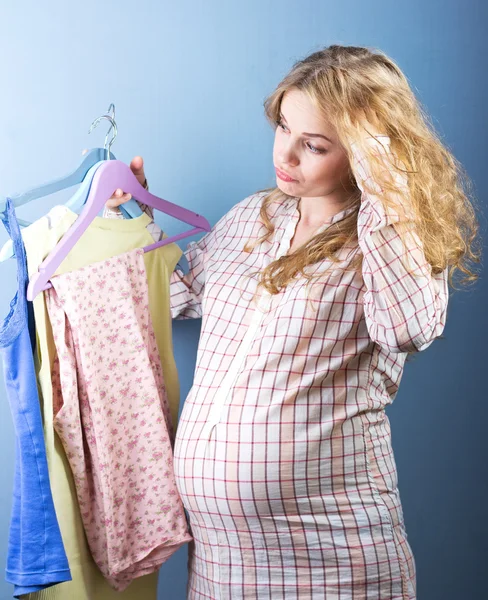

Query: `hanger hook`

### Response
(88, 110, 117, 160)
(105, 103, 116, 148)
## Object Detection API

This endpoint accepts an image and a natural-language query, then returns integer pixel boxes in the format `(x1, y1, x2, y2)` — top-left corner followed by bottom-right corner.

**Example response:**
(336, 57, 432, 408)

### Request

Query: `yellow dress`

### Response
(22, 206, 182, 600)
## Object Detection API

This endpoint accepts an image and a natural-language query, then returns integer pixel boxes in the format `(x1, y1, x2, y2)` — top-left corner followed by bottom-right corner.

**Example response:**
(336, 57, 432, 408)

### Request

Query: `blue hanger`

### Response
(0, 157, 142, 262)
(0, 104, 143, 220)
(0, 148, 115, 265)
(0, 147, 114, 216)
(0, 160, 100, 262)
(63, 160, 103, 212)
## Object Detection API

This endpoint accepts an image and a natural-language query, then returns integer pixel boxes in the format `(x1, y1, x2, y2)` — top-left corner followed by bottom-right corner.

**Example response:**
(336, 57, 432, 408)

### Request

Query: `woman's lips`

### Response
(275, 167, 297, 182)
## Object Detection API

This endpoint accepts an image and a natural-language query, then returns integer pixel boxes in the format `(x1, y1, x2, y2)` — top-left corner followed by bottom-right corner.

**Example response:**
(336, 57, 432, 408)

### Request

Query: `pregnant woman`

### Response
(109, 44, 480, 599)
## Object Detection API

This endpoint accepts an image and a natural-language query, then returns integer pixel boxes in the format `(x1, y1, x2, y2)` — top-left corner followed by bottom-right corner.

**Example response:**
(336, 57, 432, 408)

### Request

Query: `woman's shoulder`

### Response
(215, 190, 268, 229)
(233, 189, 269, 213)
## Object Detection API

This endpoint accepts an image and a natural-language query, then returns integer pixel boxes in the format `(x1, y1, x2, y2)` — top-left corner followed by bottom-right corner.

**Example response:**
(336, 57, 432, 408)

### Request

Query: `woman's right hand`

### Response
(106, 155, 148, 208)
(82, 150, 148, 208)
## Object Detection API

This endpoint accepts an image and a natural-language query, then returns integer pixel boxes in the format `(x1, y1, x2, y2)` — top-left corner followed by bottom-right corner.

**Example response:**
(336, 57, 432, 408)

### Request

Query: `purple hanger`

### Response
(27, 159, 211, 300)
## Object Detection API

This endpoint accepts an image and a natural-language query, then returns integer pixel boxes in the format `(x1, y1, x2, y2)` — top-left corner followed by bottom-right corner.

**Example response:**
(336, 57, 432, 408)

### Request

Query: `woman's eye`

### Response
(306, 142, 325, 155)
(277, 120, 325, 155)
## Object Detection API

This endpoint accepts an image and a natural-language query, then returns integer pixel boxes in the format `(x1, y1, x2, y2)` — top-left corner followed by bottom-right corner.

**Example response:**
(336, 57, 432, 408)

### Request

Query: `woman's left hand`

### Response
(357, 112, 385, 139)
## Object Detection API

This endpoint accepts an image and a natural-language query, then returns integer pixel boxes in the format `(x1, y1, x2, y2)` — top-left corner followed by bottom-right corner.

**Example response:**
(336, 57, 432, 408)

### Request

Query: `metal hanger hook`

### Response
(106, 103, 115, 119)
(105, 103, 116, 147)
(88, 112, 118, 160)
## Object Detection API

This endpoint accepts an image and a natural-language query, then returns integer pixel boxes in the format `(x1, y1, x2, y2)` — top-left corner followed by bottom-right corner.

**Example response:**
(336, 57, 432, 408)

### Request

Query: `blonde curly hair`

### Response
(245, 45, 482, 296)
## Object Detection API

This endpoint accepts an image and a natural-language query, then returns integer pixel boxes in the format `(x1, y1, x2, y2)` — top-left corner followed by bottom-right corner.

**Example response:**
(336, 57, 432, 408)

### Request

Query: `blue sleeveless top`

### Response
(0, 198, 71, 597)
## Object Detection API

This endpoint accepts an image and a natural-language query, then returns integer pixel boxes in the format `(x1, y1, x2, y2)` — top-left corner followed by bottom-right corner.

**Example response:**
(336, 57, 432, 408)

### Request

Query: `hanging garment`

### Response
(0, 198, 71, 597)
(44, 248, 192, 591)
(170, 136, 449, 599)
(22, 208, 182, 600)
(102, 195, 165, 244)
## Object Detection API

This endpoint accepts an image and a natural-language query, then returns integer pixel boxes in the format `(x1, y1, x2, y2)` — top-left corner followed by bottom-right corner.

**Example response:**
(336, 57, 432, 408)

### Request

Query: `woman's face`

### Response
(273, 89, 357, 204)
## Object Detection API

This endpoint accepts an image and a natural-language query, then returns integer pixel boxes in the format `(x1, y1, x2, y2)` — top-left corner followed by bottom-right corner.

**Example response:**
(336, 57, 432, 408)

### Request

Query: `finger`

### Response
(105, 193, 131, 208)
(105, 197, 122, 208)
(130, 155, 144, 173)
(105, 190, 126, 208)
(105, 194, 132, 208)
(130, 155, 146, 185)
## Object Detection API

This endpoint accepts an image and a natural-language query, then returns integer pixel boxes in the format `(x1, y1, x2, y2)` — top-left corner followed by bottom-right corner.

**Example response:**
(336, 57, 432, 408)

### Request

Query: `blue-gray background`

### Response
(0, 1, 486, 598)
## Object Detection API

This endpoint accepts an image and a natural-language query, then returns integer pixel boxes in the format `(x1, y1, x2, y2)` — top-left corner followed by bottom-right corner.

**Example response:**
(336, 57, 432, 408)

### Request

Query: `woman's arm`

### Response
(170, 204, 241, 320)
(351, 135, 449, 353)
(170, 241, 207, 320)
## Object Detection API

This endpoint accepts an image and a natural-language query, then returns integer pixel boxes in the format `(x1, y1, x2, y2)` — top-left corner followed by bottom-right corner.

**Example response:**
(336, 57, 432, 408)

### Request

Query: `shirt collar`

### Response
(276, 198, 358, 259)
(285, 197, 358, 230)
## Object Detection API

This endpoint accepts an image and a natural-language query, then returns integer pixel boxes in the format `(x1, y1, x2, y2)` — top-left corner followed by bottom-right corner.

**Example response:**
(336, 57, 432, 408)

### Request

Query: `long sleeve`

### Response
(352, 135, 449, 354)
(170, 204, 240, 320)
(170, 240, 207, 320)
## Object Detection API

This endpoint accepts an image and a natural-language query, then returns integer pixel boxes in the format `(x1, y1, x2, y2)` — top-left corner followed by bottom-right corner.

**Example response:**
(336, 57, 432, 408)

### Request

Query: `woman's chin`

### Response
(276, 178, 299, 194)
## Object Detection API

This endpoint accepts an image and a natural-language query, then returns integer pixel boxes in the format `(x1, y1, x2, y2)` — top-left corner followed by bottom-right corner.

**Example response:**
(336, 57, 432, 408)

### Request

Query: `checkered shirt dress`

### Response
(170, 136, 449, 599)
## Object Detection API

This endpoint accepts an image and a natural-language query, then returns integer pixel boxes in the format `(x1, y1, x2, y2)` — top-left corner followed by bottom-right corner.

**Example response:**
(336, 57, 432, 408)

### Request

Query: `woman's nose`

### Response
(279, 145, 299, 167)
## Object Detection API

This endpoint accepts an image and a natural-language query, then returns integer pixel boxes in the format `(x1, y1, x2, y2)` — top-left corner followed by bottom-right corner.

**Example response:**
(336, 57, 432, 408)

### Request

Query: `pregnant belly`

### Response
(172, 409, 396, 540)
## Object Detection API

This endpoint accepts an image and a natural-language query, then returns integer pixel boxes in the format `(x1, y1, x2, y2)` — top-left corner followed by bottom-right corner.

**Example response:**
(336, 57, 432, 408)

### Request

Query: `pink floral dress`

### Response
(45, 248, 192, 591)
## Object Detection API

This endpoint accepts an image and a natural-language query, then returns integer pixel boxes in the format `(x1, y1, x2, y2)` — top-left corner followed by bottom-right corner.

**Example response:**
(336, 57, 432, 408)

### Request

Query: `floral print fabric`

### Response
(45, 248, 192, 591)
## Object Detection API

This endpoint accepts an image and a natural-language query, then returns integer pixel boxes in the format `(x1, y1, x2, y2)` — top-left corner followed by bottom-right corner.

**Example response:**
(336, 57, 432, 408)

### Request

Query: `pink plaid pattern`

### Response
(170, 137, 449, 599)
